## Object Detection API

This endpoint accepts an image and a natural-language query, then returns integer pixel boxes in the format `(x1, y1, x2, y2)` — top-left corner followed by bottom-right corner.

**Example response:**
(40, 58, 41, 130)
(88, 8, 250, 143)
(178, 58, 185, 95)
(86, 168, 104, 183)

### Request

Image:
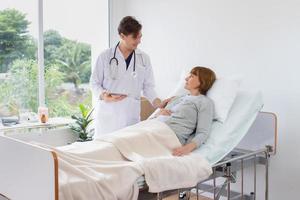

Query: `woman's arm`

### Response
(191, 100, 214, 148)
(172, 98, 214, 156)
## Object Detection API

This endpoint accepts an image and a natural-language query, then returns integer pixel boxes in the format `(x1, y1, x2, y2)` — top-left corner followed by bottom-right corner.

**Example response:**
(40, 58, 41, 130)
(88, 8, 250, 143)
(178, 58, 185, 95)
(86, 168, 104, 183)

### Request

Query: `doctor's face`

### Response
(184, 73, 201, 91)
(120, 31, 142, 50)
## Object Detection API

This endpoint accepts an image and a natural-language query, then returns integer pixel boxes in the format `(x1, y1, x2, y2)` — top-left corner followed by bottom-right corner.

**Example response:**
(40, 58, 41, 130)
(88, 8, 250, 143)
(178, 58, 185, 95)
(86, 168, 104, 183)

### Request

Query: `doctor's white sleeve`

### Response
(142, 55, 158, 104)
(90, 54, 105, 99)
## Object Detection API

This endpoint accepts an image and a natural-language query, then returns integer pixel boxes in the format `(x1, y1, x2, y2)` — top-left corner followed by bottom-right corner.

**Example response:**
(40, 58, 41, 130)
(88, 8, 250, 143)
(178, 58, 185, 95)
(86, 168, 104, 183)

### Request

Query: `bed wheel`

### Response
(249, 192, 255, 200)
(178, 191, 191, 200)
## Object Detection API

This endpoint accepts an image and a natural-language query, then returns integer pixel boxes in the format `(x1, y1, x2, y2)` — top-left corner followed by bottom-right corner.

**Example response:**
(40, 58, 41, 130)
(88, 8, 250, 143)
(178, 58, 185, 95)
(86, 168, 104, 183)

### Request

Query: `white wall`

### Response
(111, 0, 300, 199)
(109, 0, 128, 46)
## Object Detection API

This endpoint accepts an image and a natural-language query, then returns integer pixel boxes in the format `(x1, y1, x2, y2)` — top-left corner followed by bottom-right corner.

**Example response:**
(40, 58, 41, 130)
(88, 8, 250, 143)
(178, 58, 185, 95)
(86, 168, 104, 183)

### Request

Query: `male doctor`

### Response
(90, 16, 162, 138)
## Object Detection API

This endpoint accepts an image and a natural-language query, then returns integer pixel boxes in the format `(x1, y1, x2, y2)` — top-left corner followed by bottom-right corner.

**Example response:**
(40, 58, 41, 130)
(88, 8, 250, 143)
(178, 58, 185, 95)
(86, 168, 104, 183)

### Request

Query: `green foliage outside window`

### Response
(0, 8, 36, 73)
(0, 59, 91, 117)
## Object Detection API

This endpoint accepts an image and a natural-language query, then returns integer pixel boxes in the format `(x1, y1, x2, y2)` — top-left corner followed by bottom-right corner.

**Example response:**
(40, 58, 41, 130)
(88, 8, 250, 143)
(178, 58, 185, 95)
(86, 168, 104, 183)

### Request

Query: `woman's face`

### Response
(184, 73, 200, 91)
(120, 31, 142, 50)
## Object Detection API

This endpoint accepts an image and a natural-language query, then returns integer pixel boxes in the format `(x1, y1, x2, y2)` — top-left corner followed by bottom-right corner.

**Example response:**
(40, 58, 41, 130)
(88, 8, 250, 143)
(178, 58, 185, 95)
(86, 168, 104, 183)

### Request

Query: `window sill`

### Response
(0, 117, 74, 134)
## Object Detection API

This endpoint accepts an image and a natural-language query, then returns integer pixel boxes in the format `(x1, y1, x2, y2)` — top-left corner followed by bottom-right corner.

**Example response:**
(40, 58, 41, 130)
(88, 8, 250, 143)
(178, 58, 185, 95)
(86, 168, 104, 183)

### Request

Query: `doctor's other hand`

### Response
(152, 98, 162, 109)
(172, 142, 197, 156)
(100, 91, 127, 102)
(159, 97, 175, 108)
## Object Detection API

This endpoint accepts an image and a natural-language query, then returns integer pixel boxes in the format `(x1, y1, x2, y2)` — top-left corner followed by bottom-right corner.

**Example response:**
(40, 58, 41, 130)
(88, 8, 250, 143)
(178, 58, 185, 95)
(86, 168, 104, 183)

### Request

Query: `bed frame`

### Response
(149, 112, 277, 200)
(0, 111, 277, 200)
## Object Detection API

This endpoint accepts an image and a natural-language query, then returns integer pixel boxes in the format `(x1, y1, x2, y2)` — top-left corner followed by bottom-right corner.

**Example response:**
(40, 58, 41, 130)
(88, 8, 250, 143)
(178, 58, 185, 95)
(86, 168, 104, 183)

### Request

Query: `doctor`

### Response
(90, 16, 162, 138)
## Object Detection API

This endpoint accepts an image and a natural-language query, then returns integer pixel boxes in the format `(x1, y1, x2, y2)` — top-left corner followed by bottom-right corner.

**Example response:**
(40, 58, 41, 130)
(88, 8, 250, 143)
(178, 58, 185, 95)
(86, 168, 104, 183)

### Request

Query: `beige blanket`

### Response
(49, 120, 212, 200)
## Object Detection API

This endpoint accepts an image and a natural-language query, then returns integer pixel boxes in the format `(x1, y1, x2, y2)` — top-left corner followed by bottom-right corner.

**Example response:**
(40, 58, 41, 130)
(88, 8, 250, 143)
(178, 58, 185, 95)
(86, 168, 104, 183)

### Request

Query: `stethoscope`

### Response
(109, 42, 137, 80)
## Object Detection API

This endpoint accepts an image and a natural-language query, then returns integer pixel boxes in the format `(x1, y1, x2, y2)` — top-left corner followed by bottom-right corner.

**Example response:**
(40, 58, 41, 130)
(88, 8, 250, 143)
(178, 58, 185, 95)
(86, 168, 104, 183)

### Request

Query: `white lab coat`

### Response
(90, 45, 157, 138)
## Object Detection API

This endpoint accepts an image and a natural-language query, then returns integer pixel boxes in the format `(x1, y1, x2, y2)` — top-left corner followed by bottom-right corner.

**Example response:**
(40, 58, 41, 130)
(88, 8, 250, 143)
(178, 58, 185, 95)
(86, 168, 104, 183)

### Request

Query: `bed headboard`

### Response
(140, 97, 156, 121)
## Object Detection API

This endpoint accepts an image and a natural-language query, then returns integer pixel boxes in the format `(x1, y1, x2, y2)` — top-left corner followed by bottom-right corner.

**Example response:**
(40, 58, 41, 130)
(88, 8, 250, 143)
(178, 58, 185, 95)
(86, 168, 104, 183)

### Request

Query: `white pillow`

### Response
(206, 78, 240, 123)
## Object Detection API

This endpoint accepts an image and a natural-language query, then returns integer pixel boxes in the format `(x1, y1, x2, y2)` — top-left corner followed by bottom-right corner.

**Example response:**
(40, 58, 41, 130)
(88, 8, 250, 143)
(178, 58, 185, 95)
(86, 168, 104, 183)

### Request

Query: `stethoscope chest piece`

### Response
(132, 71, 137, 78)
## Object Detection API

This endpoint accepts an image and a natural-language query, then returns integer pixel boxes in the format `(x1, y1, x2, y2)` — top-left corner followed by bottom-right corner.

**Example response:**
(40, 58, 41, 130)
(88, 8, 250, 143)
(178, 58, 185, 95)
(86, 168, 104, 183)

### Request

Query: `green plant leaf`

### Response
(79, 103, 88, 118)
(71, 115, 79, 120)
(70, 104, 94, 141)
(86, 107, 94, 120)
(70, 126, 82, 134)
(75, 120, 85, 129)
(86, 118, 93, 125)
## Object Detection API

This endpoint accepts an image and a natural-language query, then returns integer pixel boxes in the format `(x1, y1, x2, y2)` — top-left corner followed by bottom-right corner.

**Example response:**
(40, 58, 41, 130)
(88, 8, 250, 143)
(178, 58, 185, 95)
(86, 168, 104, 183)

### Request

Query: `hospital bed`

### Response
(139, 90, 277, 200)
(0, 90, 277, 200)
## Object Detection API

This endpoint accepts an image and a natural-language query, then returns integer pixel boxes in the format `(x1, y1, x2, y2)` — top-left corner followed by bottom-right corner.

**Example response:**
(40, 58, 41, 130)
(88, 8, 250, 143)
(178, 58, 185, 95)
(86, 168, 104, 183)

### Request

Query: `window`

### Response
(0, 0, 108, 121)
(0, 0, 38, 118)
(43, 0, 108, 117)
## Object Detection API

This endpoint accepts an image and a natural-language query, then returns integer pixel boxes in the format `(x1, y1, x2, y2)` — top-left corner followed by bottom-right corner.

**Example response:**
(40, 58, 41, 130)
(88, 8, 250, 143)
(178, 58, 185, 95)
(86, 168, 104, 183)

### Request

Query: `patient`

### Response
(154, 66, 216, 156)
(61, 67, 216, 160)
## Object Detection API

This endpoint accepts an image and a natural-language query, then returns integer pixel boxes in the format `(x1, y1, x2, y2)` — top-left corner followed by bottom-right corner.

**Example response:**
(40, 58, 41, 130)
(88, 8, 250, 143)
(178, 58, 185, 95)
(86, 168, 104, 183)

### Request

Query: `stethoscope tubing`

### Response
(109, 42, 136, 73)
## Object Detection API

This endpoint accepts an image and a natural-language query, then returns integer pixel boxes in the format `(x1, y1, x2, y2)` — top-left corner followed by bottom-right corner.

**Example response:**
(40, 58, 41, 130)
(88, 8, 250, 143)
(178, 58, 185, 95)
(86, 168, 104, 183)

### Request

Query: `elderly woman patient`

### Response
(154, 66, 216, 156)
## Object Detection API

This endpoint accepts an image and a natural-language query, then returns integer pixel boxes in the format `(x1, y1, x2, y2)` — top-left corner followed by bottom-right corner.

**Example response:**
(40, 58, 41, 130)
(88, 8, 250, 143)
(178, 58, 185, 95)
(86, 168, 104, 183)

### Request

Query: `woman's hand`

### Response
(156, 108, 172, 116)
(172, 142, 197, 156)
(100, 91, 127, 102)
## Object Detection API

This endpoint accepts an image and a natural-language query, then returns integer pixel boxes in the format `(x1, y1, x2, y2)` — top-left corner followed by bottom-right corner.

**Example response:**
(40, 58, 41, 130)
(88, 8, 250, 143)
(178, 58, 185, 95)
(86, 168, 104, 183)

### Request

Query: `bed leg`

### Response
(226, 163, 231, 200)
(196, 183, 199, 200)
(265, 150, 269, 200)
(253, 155, 257, 200)
(157, 192, 163, 200)
(213, 168, 216, 200)
(241, 159, 244, 200)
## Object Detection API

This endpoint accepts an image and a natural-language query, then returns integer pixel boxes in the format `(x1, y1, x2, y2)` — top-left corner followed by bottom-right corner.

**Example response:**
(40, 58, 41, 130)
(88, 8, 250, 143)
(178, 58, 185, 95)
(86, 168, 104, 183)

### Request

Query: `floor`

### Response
(0, 191, 213, 200)
(164, 193, 212, 200)
(138, 190, 212, 200)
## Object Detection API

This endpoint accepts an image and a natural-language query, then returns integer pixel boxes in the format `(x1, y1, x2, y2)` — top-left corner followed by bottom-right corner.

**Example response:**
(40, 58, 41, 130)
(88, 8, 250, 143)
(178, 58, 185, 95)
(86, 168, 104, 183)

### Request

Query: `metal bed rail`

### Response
(154, 146, 272, 200)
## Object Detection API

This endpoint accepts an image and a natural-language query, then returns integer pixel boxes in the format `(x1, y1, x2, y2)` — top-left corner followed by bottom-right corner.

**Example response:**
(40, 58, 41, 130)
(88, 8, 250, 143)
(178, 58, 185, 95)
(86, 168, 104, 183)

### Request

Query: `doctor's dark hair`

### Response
(118, 16, 142, 38)
(191, 66, 216, 95)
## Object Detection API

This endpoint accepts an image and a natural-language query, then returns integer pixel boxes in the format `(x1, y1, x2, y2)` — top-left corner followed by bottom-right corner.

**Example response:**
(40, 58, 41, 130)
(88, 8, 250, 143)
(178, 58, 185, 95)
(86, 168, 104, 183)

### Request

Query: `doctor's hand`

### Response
(100, 92, 127, 102)
(152, 98, 162, 109)
(172, 142, 197, 156)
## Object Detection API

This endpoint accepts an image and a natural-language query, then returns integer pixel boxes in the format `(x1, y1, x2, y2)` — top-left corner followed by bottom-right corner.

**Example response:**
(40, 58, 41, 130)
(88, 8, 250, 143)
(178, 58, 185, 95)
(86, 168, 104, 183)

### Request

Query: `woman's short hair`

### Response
(118, 16, 142, 38)
(191, 66, 216, 95)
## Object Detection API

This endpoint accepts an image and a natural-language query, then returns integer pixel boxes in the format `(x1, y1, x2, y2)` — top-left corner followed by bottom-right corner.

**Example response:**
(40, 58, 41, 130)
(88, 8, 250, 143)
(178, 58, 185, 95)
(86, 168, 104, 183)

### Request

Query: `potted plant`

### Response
(70, 104, 94, 141)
